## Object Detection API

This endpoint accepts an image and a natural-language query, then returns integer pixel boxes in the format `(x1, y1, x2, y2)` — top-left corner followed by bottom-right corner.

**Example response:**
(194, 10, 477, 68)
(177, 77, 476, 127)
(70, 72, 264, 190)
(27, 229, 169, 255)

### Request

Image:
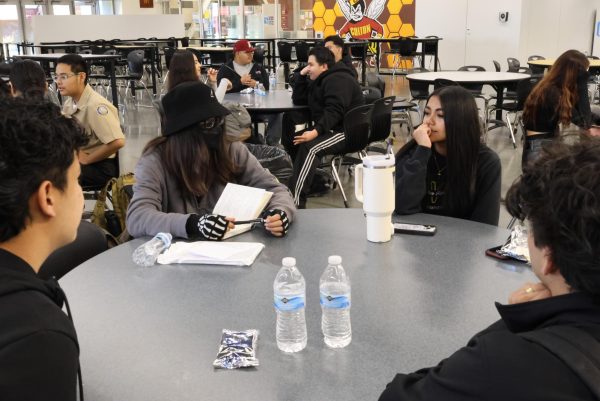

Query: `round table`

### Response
(528, 58, 600, 71)
(406, 71, 530, 120)
(60, 209, 533, 401)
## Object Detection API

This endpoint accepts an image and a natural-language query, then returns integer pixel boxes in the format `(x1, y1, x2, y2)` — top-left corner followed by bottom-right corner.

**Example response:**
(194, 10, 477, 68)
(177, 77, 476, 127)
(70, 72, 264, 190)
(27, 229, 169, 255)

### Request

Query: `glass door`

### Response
(220, 0, 240, 38)
(200, 0, 219, 38)
(50, 0, 73, 15)
(0, 1, 24, 55)
(21, 1, 45, 42)
(74, 0, 95, 15)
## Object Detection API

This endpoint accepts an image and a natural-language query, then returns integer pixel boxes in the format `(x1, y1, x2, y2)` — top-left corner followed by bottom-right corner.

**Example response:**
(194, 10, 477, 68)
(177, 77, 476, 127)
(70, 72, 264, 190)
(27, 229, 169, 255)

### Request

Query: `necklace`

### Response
(432, 151, 447, 176)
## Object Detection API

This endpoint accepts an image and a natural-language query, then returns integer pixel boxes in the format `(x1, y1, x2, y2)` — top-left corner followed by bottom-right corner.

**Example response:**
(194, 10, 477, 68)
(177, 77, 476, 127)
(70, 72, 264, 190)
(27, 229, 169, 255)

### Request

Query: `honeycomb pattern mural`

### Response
(312, 0, 416, 68)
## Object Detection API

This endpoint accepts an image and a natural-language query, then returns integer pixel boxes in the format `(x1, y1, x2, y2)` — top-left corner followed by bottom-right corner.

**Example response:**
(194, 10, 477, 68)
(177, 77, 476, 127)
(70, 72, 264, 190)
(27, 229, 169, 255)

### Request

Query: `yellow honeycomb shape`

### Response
(386, 15, 402, 33)
(399, 23, 414, 37)
(383, 24, 391, 38)
(323, 9, 336, 26)
(324, 25, 337, 37)
(387, 0, 402, 15)
(401, 0, 413, 4)
(313, 17, 326, 33)
(313, 1, 326, 18)
(333, 3, 344, 17)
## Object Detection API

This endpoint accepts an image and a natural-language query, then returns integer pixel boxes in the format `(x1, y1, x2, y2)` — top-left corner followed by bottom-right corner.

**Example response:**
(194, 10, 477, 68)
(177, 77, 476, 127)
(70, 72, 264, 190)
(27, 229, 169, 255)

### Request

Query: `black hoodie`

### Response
(0, 249, 79, 401)
(291, 62, 365, 135)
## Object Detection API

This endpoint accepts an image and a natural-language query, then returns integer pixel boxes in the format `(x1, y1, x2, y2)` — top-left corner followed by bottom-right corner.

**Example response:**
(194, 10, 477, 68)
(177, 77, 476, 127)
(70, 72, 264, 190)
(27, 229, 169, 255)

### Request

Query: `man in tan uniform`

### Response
(56, 54, 125, 188)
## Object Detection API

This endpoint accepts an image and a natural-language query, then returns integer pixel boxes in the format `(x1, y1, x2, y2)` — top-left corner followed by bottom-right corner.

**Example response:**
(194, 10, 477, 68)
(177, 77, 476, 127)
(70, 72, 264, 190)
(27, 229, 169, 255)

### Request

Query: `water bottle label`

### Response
(274, 294, 305, 311)
(320, 293, 350, 309)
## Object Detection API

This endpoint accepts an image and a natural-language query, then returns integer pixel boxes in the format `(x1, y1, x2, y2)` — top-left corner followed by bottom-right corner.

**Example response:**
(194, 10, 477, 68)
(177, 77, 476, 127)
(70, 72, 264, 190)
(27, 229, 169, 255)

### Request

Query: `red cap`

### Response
(233, 39, 255, 53)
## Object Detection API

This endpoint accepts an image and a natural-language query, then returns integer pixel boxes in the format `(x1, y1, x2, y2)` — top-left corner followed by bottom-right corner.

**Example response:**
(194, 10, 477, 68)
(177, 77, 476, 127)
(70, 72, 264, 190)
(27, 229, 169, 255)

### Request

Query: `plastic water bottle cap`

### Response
(328, 255, 342, 265)
(155, 232, 172, 247)
(282, 257, 296, 267)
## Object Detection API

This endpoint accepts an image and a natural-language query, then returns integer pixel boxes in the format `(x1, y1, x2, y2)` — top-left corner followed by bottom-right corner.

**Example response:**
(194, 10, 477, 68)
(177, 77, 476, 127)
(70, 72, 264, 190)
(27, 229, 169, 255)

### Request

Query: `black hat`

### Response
(162, 81, 230, 136)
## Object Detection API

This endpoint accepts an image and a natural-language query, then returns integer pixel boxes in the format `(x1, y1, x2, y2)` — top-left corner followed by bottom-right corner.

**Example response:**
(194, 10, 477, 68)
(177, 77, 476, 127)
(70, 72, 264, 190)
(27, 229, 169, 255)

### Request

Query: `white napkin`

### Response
(156, 241, 265, 266)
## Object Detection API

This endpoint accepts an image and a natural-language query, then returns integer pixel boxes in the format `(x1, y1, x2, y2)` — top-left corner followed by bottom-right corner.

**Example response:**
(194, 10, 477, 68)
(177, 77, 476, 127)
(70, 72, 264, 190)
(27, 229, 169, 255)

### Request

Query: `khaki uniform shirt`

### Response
(62, 84, 124, 157)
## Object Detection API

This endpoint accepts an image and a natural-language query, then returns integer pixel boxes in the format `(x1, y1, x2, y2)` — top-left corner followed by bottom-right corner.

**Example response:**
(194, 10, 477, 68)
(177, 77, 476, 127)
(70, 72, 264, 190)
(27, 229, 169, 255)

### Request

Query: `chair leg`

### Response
(505, 112, 517, 148)
(330, 156, 349, 208)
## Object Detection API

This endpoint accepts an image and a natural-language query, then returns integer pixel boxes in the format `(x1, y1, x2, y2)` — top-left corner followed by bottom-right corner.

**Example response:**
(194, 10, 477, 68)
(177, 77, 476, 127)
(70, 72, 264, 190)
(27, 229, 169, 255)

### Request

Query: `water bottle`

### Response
(269, 70, 277, 91)
(320, 255, 351, 348)
(255, 82, 267, 96)
(132, 232, 172, 267)
(274, 257, 307, 353)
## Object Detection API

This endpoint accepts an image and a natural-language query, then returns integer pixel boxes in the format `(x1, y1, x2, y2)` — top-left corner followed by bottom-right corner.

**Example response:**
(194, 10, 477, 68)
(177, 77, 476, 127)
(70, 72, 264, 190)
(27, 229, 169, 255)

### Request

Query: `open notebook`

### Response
(213, 183, 273, 239)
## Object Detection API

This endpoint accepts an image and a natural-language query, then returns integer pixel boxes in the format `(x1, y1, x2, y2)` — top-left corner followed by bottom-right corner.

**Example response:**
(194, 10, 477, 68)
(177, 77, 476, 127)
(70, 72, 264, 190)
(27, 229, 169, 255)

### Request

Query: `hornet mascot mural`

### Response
(337, 0, 385, 40)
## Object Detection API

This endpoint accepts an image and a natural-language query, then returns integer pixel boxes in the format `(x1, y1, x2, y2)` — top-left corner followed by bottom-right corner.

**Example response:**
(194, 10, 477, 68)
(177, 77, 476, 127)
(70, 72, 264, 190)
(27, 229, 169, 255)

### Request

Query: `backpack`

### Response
(91, 172, 135, 245)
(222, 101, 252, 142)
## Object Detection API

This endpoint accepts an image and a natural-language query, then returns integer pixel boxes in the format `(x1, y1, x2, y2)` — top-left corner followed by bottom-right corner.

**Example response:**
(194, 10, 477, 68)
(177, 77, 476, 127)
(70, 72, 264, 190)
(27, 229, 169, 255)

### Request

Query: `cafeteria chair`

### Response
(458, 65, 490, 115)
(407, 78, 430, 118)
(367, 96, 395, 154)
(38, 220, 108, 281)
(391, 98, 419, 137)
(366, 72, 386, 96)
(328, 104, 374, 208)
(362, 86, 383, 104)
(492, 60, 501, 72)
(254, 45, 266, 66)
(163, 46, 176, 70)
(528, 55, 546, 75)
(115, 50, 154, 108)
(294, 41, 310, 63)
(485, 75, 541, 148)
(433, 78, 458, 90)
(277, 41, 293, 88)
(385, 37, 419, 79)
(422, 36, 441, 70)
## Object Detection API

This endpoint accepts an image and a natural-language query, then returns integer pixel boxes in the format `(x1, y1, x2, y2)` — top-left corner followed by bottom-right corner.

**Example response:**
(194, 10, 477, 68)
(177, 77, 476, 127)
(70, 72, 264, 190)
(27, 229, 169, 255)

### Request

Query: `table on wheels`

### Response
(60, 209, 533, 401)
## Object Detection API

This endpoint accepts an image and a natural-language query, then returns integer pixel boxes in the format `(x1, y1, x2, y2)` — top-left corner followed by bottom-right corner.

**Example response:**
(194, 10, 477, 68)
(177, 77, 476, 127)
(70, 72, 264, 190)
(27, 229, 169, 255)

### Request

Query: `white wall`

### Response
(31, 15, 185, 43)
(519, 0, 598, 60)
(416, 0, 599, 70)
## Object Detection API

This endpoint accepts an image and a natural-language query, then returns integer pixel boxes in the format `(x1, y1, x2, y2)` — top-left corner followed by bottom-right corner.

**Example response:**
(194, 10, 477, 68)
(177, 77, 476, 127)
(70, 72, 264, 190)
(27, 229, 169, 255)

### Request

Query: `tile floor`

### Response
(112, 72, 524, 228)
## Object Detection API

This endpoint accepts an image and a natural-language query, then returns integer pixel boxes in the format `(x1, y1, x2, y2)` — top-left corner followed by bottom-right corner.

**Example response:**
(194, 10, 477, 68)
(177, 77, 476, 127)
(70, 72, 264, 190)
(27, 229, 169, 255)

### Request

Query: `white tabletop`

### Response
(15, 53, 121, 61)
(187, 46, 234, 52)
(406, 71, 530, 84)
(60, 209, 533, 401)
(528, 58, 600, 67)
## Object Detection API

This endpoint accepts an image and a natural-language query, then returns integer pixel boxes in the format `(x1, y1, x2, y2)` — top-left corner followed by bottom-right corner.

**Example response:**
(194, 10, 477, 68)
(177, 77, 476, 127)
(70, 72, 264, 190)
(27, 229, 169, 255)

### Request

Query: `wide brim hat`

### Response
(162, 81, 230, 136)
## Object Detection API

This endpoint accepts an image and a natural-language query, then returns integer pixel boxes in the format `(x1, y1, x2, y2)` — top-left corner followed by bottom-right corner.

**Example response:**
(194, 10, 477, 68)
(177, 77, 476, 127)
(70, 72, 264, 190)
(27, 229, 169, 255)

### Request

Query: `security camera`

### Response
(499, 12, 509, 22)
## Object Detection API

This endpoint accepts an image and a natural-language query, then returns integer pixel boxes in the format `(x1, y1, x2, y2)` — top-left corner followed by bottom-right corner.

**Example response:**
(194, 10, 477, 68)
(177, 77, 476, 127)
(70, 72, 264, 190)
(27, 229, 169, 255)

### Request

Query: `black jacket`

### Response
(523, 70, 591, 133)
(0, 249, 79, 401)
(216, 60, 269, 93)
(380, 292, 600, 401)
(291, 62, 364, 135)
(394, 142, 501, 226)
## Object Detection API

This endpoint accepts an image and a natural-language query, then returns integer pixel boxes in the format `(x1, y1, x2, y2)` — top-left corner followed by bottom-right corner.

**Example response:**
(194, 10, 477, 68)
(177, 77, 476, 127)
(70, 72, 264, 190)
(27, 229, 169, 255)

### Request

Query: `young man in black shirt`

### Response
(380, 140, 600, 401)
(285, 46, 364, 208)
(0, 97, 88, 400)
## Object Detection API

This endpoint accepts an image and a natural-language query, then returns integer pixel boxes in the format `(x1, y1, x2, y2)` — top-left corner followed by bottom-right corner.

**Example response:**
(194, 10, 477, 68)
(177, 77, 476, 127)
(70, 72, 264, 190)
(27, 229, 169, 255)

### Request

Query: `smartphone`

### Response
(485, 245, 511, 260)
(393, 223, 437, 236)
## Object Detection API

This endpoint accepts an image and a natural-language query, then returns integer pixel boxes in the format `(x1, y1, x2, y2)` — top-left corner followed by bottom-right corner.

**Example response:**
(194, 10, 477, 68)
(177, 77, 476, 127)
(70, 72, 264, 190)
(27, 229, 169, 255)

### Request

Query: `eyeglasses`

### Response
(54, 73, 81, 82)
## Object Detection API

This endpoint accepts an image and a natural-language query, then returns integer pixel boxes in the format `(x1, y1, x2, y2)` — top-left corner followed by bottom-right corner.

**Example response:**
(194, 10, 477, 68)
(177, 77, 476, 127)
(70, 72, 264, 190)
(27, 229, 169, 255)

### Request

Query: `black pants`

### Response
(288, 130, 347, 207)
(81, 158, 119, 188)
(282, 110, 311, 155)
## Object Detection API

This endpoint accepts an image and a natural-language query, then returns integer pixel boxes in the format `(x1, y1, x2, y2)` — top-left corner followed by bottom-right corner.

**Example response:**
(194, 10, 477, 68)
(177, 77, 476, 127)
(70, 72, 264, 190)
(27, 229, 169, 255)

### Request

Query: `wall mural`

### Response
(313, 0, 416, 67)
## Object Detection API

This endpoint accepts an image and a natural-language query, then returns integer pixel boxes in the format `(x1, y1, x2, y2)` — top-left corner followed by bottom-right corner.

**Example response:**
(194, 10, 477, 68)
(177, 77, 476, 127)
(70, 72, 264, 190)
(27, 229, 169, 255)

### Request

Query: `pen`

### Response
(233, 218, 265, 225)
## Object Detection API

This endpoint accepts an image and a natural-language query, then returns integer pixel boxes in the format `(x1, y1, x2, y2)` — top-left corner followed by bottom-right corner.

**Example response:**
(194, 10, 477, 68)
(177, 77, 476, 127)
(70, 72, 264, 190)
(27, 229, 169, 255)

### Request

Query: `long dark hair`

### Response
(143, 121, 239, 198)
(435, 86, 482, 216)
(523, 49, 589, 127)
(167, 50, 198, 92)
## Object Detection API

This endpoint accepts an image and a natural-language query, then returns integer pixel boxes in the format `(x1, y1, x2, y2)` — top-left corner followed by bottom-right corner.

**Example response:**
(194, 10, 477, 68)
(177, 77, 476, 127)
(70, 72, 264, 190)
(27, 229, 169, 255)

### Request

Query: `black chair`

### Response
(407, 78, 429, 116)
(163, 46, 177, 70)
(115, 50, 152, 104)
(254, 45, 266, 66)
(433, 78, 458, 90)
(422, 35, 441, 70)
(330, 104, 374, 207)
(362, 86, 382, 104)
(180, 36, 190, 47)
(367, 96, 395, 153)
(277, 41, 293, 88)
(486, 75, 541, 147)
(528, 55, 546, 75)
(457, 65, 489, 111)
(493, 60, 501, 72)
(507, 57, 520, 72)
(385, 37, 418, 78)
(294, 41, 310, 63)
(38, 221, 109, 280)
